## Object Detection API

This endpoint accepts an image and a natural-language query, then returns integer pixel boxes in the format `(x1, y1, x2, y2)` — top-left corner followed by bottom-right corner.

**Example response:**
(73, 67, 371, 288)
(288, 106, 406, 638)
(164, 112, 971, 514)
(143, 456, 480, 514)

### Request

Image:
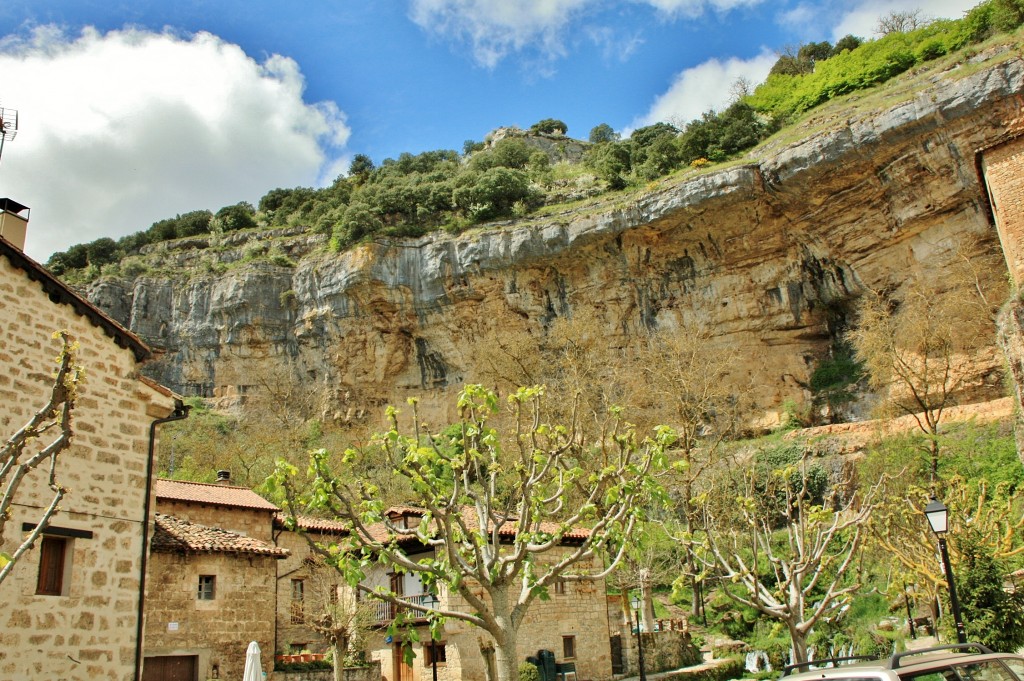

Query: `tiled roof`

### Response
(274, 514, 351, 534)
(0, 236, 153, 362)
(365, 505, 591, 544)
(155, 478, 280, 511)
(152, 513, 289, 557)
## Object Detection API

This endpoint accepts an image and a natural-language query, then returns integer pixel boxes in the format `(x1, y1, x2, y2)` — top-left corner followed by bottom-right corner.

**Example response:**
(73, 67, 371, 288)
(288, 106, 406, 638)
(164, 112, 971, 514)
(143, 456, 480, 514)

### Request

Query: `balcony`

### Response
(371, 593, 437, 622)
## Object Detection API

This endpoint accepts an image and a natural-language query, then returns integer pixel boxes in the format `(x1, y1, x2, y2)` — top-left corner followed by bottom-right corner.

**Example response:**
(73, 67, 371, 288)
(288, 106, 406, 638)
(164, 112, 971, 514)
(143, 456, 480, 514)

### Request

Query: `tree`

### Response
(876, 9, 929, 35)
(529, 118, 568, 136)
(271, 384, 670, 681)
(588, 123, 619, 144)
(349, 154, 375, 179)
(697, 450, 884, 664)
(0, 331, 82, 585)
(214, 202, 257, 232)
(303, 557, 375, 681)
(848, 264, 994, 481)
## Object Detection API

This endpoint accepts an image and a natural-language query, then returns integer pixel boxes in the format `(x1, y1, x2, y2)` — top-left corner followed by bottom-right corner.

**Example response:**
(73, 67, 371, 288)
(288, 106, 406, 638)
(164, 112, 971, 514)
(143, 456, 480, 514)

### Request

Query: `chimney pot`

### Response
(216, 470, 231, 485)
(0, 198, 29, 252)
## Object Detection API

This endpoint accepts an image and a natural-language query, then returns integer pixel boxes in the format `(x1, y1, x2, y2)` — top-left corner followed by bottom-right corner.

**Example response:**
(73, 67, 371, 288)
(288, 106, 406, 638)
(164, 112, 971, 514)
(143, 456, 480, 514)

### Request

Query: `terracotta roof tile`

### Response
(155, 478, 279, 511)
(152, 513, 289, 557)
(274, 514, 351, 534)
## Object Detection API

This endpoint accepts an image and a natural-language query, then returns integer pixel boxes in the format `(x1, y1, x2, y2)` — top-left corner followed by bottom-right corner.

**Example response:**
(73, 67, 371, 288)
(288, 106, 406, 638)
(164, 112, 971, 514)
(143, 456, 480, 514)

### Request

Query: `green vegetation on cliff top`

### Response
(48, 0, 1024, 283)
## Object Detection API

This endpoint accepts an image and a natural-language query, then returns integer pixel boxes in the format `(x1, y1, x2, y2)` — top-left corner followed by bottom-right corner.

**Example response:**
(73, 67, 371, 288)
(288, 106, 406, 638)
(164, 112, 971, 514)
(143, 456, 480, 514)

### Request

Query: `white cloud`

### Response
(408, 0, 764, 67)
(631, 49, 776, 130)
(0, 26, 350, 261)
(831, 0, 979, 40)
(639, 0, 764, 19)
(408, 0, 591, 68)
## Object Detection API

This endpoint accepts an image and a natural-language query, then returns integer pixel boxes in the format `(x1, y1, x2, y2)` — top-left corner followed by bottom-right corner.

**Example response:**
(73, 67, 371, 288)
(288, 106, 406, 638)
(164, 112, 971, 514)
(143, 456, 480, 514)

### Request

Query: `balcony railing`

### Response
(371, 593, 437, 622)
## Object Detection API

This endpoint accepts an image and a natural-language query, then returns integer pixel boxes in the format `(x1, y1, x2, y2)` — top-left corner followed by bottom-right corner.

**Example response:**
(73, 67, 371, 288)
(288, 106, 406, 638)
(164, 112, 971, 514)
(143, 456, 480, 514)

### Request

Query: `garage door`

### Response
(142, 655, 198, 681)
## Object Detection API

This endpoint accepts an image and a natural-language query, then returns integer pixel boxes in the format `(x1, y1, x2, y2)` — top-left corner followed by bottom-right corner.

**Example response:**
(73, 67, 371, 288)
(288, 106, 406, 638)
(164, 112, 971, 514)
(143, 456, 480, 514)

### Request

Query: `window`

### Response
(562, 635, 576, 660)
(291, 579, 305, 623)
(36, 536, 69, 596)
(197, 575, 216, 600)
(553, 579, 566, 595)
(423, 642, 447, 666)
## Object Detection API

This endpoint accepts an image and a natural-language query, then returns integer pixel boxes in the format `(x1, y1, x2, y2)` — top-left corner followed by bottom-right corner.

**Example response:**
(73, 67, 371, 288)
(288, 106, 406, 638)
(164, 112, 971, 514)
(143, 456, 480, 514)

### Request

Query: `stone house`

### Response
(144, 476, 287, 681)
(351, 507, 615, 681)
(0, 227, 181, 680)
(273, 514, 350, 657)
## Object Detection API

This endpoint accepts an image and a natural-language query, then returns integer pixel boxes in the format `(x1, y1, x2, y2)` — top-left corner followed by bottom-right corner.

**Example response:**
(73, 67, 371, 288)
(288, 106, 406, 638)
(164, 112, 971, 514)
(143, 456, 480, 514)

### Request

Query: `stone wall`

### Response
(274, 529, 346, 655)
(159, 499, 275, 542)
(0, 254, 175, 680)
(144, 551, 278, 681)
(364, 556, 613, 681)
(983, 135, 1024, 287)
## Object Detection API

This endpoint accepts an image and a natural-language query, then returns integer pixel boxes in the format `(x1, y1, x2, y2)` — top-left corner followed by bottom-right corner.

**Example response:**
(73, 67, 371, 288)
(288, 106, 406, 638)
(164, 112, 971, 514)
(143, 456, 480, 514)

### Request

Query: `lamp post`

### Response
(924, 497, 967, 644)
(630, 594, 647, 681)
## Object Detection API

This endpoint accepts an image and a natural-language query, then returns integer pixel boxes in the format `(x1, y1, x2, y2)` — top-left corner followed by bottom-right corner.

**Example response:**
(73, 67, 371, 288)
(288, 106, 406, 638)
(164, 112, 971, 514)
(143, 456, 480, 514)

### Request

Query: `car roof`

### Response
(781, 644, 1024, 681)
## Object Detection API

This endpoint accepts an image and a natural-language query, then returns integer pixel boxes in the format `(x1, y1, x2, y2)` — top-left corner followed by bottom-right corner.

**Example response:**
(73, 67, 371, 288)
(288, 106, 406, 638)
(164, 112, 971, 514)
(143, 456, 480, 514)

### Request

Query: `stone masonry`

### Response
(0, 240, 176, 681)
(982, 134, 1024, 287)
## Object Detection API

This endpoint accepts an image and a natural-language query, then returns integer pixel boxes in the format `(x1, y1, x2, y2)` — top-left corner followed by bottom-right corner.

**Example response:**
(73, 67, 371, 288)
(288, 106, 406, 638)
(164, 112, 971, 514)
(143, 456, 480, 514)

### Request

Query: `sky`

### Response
(0, 0, 981, 262)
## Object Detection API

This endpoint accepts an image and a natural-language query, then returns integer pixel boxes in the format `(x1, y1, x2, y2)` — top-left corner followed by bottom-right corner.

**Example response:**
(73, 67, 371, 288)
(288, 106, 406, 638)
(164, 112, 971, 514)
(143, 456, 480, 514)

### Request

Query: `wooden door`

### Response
(393, 643, 414, 681)
(141, 655, 198, 681)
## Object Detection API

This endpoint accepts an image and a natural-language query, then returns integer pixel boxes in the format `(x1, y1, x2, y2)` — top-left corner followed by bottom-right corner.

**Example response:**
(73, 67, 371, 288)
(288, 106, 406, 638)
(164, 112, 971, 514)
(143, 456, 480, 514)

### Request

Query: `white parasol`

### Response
(242, 641, 263, 681)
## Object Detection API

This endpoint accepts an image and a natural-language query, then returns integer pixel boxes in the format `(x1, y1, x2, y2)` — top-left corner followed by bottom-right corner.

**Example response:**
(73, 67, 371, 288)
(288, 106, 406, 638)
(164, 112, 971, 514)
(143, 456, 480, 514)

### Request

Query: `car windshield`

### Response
(902, 660, 1022, 681)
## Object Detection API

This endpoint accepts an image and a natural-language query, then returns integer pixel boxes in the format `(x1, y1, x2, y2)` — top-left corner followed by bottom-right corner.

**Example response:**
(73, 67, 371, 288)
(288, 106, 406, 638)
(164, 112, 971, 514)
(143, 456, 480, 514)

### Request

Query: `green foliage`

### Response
(529, 118, 568, 135)
(949, 530, 1024, 650)
(588, 123, 619, 144)
(214, 202, 257, 232)
(519, 662, 541, 681)
(674, 657, 743, 681)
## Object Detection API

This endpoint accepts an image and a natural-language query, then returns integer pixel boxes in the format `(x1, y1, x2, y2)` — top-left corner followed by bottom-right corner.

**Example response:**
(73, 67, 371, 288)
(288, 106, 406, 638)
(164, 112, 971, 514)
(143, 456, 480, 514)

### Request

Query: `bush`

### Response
(519, 662, 541, 681)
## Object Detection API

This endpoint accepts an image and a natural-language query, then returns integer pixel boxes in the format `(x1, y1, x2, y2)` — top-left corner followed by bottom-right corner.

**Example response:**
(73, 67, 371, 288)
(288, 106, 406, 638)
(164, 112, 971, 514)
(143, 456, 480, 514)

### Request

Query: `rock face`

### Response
(87, 54, 1024, 426)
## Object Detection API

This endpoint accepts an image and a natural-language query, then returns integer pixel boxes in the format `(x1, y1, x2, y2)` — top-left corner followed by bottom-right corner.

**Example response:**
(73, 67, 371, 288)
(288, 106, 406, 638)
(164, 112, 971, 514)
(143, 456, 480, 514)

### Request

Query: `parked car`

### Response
(781, 644, 1024, 681)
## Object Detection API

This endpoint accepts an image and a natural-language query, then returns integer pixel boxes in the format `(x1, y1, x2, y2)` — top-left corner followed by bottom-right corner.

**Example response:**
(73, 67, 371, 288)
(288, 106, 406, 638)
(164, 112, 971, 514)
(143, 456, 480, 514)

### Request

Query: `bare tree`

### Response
(848, 263, 995, 483)
(875, 9, 930, 35)
(0, 331, 82, 585)
(697, 451, 885, 664)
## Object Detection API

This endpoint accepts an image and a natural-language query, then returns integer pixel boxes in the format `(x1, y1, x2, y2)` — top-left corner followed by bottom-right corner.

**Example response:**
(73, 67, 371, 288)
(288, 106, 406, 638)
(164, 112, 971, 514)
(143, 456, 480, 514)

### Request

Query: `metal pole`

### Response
(904, 582, 917, 640)
(937, 536, 967, 644)
(431, 639, 438, 681)
(634, 607, 647, 681)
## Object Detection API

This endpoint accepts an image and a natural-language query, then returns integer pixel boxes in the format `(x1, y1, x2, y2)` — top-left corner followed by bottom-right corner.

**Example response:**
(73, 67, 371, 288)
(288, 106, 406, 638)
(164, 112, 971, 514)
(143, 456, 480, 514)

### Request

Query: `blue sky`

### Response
(0, 0, 978, 260)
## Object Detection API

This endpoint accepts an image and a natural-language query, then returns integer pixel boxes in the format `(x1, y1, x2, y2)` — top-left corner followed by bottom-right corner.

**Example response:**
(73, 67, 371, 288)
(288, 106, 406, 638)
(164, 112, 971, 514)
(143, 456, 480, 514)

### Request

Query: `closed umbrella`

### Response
(242, 641, 263, 681)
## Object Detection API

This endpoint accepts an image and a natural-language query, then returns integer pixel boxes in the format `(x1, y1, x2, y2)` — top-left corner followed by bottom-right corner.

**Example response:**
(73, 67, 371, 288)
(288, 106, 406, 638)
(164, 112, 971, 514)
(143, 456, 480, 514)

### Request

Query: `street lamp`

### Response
(630, 594, 647, 681)
(924, 497, 967, 644)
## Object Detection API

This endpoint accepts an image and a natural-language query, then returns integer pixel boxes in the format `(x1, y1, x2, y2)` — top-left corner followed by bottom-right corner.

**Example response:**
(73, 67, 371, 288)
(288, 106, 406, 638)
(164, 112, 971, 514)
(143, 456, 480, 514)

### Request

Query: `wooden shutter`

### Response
(36, 536, 66, 596)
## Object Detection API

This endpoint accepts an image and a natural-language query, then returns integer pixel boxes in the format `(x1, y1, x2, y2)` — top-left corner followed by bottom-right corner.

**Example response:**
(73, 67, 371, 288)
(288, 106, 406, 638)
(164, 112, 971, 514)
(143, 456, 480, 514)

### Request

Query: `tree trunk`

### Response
(788, 621, 809, 665)
(332, 639, 344, 681)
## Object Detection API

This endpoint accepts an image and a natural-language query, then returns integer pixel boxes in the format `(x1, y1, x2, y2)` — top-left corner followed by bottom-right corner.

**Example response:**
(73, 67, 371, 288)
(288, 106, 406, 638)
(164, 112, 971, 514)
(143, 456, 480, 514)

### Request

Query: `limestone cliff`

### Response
(86, 52, 1024, 426)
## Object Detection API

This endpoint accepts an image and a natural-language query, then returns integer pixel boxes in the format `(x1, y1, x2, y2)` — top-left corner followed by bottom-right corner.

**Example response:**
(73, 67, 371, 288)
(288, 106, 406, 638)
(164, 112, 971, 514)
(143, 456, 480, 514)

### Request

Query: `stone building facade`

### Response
(143, 478, 286, 680)
(353, 509, 615, 681)
(0, 234, 178, 680)
(982, 134, 1024, 287)
(273, 516, 349, 656)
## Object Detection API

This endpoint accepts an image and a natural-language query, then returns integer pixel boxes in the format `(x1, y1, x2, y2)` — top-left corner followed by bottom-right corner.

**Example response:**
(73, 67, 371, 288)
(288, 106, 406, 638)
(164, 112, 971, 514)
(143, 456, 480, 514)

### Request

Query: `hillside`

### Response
(78, 45, 1024, 428)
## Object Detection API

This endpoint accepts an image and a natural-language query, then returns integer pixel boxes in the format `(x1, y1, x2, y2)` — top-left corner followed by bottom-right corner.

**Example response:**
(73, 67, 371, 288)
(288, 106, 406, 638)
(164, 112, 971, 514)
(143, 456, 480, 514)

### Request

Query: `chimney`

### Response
(215, 470, 232, 485)
(0, 198, 29, 252)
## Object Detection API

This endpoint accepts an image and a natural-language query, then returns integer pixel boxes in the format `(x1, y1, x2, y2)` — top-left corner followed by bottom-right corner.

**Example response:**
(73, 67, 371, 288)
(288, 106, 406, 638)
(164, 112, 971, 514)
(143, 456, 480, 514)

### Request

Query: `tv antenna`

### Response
(0, 107, 19, 164)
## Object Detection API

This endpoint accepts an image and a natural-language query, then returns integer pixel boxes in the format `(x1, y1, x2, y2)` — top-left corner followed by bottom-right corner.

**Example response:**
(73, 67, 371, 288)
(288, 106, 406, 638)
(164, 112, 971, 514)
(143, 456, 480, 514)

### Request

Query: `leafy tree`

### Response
(175, 210, 214, 238)
(452, 167, 536, 220)
(798, 41, 835, 63)
(214, 202, 257, 232)
(834, 34, 864, 53)
(588, 123, 619, 144)
(463, 139, 485, 155)
(270, 385, 670, 681)
(584, 141, 631, 189)
(470, 138, 534, 172)
(0, 332, 82, 585)
(349, 154, 375, 179)
(950, 529, 1024, 650)
(528, 118, 568, 136)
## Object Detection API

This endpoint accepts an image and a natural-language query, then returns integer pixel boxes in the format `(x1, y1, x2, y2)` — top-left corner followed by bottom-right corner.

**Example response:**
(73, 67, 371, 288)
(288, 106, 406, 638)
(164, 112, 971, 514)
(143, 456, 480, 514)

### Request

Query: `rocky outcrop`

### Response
(87, 54, 1024, 426)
